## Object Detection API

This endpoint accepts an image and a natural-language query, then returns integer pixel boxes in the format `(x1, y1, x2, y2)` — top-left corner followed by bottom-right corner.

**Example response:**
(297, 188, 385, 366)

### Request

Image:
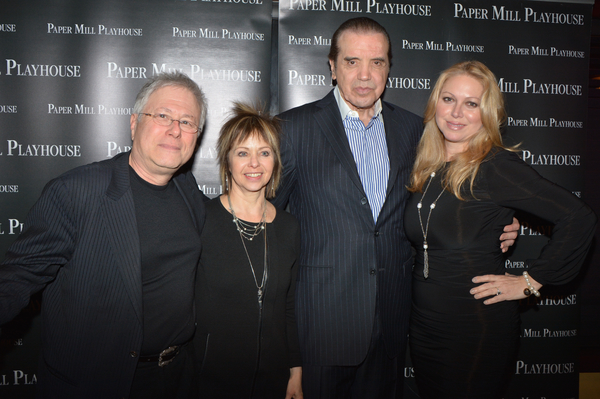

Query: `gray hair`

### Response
(133, 71, 207, 133)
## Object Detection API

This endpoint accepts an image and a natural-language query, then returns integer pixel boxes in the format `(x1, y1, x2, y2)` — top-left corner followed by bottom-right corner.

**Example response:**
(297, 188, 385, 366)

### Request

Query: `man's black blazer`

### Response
(0, 152, 205, 398)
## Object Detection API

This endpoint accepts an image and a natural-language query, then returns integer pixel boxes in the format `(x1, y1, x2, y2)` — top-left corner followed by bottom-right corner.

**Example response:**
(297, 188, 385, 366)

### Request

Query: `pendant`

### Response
(258, 289, 264, 310)
(423, 250, 429, 279)
(258, 289, 264, 303)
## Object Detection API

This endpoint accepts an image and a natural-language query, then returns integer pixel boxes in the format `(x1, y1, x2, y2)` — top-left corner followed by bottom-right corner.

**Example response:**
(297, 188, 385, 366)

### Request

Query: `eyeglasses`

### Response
(140, 113, 199, 134)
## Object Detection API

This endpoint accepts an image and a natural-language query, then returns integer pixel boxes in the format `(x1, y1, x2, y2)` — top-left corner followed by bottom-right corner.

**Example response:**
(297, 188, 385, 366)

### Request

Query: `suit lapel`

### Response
(382, 101, 412, 198)
(383, 102, 401, 198)
(314, 91, 366, 196)
(102, 154, 143, 324)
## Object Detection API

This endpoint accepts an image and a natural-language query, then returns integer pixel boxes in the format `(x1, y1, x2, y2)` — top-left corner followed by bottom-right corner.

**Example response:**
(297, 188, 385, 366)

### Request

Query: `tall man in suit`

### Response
(0, 72, 207, 399)
(273, 18, 518, 398)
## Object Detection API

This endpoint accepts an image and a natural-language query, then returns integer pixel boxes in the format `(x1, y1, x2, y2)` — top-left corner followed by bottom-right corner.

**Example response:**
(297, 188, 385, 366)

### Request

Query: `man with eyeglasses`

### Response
(0, 72, 207, 399)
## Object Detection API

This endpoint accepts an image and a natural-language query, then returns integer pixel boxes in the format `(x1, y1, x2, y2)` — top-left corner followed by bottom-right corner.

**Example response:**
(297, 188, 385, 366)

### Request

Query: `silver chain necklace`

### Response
(228, 195, 267, 241)
(417, 172, 445, 279)
(227, 195, 268, 309)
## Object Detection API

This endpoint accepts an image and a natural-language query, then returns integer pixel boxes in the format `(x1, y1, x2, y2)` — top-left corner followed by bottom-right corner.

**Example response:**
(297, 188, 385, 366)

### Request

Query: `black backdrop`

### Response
(0, 0, 595, 398)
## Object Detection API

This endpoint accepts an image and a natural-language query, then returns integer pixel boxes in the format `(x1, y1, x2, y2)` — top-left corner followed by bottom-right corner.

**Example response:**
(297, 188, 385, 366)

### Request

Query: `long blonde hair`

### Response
(408, 60, 513, 199)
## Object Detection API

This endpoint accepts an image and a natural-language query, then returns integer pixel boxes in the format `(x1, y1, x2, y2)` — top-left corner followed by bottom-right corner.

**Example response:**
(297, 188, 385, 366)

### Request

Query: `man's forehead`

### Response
(337, 31, 389, 56)
(149, 85, 191, 100)
(146, 86, 199, 114)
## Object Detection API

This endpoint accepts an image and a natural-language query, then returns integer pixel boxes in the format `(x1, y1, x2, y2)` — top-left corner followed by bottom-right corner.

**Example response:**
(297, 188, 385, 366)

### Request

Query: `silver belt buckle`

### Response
(158, 345, 178, 367)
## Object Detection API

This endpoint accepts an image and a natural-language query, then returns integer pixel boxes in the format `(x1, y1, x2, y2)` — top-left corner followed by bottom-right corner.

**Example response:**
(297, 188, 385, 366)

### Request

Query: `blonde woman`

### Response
(405, 61, 595, 398)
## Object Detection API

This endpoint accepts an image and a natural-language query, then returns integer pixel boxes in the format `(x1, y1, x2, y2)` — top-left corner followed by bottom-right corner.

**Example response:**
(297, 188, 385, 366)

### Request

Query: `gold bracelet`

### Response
(523, 271, 541, 298)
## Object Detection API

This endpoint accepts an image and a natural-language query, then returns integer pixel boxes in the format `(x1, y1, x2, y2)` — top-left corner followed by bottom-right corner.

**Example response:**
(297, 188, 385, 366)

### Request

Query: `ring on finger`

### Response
(496, 288, 501, 296)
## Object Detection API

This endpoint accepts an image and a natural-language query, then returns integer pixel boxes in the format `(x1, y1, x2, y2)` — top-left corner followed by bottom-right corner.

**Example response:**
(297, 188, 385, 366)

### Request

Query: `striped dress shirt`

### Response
(334, 87, 390, 222)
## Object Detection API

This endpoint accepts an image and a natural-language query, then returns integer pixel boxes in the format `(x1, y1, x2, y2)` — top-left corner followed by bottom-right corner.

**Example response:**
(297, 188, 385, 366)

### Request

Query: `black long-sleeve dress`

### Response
(404, 149, 596, 399)
(194, 197, 302, 398)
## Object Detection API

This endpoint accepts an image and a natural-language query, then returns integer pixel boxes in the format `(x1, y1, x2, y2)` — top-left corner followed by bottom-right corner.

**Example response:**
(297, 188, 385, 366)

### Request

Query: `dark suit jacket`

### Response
(0, 152, 205, 398)
(273, 90, 422, 366)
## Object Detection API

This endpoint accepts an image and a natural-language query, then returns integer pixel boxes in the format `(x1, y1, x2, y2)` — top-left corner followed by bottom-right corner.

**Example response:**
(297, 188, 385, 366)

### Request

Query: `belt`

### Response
(139, 345, 182, 367)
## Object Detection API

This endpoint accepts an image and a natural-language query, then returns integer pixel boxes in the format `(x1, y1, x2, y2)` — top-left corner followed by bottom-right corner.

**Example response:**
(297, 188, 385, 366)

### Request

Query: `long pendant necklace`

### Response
(417, 172, 445, 279)
(228, 195, 268, 309)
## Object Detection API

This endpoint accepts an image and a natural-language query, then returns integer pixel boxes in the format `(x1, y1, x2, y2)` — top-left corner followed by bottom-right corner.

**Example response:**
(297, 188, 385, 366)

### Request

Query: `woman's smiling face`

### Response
(435, 74, 484, 159)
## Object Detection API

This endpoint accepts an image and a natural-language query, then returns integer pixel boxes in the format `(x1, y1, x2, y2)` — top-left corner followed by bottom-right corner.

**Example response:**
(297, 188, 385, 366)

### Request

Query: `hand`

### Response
(499, 217, 520, 253)
(470, 272, 542, 305)
(285, 367, 303, 399)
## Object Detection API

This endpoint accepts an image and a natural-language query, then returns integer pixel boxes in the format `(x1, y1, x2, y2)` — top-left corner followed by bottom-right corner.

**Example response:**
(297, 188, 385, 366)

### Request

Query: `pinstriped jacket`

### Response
(0, 152, 205, 398)
(273, 90, 422, 366)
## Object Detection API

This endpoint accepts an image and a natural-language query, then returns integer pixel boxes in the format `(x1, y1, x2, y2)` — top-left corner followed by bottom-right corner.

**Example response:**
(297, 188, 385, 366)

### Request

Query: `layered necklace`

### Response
(417, 172, 445, 279)
(227, 195, 268, 309)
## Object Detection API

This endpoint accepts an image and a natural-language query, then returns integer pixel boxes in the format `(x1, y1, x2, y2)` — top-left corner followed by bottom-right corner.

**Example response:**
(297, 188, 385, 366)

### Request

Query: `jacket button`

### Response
(361, 197, 368, 205)
(374, 231, 379, 237)
(130, 351, 138, 358)
(370, 269, 376, 275)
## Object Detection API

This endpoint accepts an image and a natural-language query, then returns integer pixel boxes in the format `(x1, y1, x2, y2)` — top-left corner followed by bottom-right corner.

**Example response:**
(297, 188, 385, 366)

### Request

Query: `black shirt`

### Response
(130, 167, 201, 355)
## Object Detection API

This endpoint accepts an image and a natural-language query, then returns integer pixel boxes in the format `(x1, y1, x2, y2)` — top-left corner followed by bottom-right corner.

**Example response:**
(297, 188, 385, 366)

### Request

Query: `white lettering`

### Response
(106, 62, 147, 79)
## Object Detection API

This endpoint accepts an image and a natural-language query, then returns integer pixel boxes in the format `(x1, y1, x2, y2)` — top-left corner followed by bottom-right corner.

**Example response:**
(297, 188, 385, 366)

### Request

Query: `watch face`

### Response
(523, 288, 532, 297)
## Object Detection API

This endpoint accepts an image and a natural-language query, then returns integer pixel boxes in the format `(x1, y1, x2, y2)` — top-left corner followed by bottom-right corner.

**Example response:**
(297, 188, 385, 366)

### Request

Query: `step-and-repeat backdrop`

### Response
(1, 0, 595, 398)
